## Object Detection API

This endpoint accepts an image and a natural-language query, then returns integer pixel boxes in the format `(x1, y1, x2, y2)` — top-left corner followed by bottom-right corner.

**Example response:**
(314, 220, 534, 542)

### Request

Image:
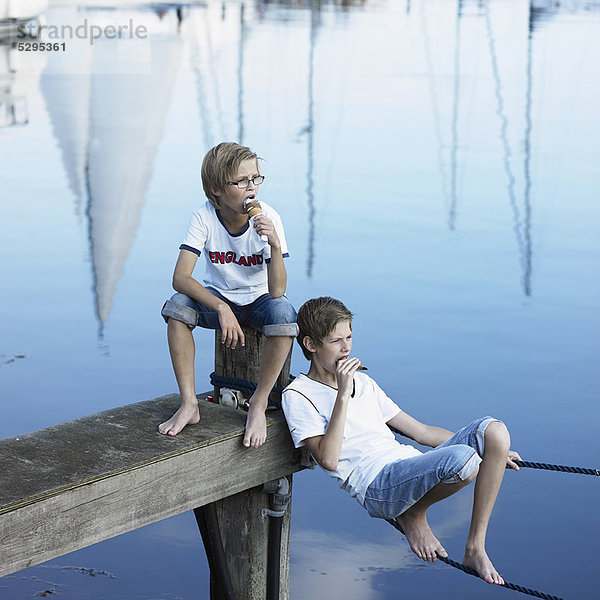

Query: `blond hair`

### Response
(201, 142, 260, 208)
(296, 297, 354, 360)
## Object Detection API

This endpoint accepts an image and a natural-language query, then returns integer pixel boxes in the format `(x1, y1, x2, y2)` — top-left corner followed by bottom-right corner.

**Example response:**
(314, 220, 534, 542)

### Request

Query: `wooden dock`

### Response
(0, 393, 305, 597)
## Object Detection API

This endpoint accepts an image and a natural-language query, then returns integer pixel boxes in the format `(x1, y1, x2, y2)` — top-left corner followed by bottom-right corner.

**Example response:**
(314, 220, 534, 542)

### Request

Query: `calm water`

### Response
(1, 0, 599, 598)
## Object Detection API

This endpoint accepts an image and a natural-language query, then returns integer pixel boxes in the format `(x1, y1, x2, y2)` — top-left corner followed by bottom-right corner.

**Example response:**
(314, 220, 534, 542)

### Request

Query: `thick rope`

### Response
(386, 520, 563, 600)
(210, 372, 260, 396)
(513, 459, 599, 477)
(437, 555, 563, 600)
(209, 372, 294, 407)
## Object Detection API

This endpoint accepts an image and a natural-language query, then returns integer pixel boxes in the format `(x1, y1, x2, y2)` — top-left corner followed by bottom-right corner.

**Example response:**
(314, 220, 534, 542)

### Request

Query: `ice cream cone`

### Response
(244, 200, 267, 241)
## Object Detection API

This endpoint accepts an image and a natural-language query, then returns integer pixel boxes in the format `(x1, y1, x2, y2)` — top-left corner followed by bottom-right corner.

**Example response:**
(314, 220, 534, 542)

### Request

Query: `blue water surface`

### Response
(1, 0, 599, 598)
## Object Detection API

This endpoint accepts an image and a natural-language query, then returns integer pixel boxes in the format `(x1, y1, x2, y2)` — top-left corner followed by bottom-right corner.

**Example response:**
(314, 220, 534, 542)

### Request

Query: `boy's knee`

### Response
(263, 296, 298, 337)
(161, 294, 198, 328)
(464, 463, 479, 484)
(485, 421, 511, 452)
(439, 445, 481, 483)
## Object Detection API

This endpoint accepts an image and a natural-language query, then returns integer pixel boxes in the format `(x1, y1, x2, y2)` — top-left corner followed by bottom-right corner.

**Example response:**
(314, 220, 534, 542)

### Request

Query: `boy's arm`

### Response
(253, 214, 287, 298)
(389, 411, 523, 469)
(302, 358, 361, 471)
(172, 249, 245, 348)
(386, 411, 453, 447)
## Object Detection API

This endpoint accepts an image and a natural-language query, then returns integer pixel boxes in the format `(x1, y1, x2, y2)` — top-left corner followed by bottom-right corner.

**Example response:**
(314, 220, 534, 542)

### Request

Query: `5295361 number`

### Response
(17, 42, 66, 52)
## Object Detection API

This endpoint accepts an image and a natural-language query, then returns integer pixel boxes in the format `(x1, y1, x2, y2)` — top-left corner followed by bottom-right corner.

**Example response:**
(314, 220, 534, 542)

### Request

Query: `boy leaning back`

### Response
(282, 297, 522, 585)
(160, 142, 297, 447)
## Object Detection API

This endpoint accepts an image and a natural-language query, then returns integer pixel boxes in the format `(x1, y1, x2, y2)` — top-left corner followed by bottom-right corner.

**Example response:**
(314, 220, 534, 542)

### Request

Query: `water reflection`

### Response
(484, 1, 533, 296)
(291, 493, 472, 600)
(39, 7, 182, 331)
(0, 40, 45, 128)
(301, 2, 318, 278)
(0, 1, 48, 128)
(6, 0, 576, 330)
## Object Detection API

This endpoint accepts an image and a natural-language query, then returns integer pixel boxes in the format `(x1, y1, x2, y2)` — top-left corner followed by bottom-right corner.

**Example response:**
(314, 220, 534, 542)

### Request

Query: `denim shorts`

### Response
(362, 416, 499, 520)
(161, 289, 298, 337)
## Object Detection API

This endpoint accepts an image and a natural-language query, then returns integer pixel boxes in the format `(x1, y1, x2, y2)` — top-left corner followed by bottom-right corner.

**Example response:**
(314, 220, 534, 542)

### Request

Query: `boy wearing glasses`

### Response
(282, 297, 522, 585)
(160, 142, 297, 447)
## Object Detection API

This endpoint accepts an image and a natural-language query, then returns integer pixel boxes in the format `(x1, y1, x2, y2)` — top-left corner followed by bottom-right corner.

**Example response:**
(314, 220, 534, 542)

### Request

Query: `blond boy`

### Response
(160, 142, 297, 447)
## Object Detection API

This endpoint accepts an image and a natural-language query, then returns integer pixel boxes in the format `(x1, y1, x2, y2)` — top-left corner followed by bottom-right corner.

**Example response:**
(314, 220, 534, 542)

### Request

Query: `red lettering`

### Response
(209, 251, 264, 266)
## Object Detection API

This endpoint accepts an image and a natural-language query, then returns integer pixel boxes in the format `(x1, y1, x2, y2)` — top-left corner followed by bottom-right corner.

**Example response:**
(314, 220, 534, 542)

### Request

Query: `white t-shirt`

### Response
(180, 201, 289, 305)
(281, 373, 422, 505)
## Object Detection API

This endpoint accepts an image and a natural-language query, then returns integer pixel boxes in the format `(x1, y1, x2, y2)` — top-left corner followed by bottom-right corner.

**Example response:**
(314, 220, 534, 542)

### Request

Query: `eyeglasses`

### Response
(227, 175, 265, 189)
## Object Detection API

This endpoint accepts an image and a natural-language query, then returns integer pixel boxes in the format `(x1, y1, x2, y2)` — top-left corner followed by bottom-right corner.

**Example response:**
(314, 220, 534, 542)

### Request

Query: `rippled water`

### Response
(1, 0, 599, 598)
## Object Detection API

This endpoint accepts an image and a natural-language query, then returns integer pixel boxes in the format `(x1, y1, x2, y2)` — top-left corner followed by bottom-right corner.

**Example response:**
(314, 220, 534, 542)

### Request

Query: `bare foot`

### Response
(158, 402, 199, 436)
(463, 547, 504, 585)
(243, 402, 267, 448)
(395, 510, 447, 562)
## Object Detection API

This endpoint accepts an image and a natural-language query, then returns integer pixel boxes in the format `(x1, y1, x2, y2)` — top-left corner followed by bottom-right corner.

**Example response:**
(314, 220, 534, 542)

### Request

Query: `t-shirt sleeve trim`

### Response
(179, 244, 201, 256)
(265, 252, 290, 264)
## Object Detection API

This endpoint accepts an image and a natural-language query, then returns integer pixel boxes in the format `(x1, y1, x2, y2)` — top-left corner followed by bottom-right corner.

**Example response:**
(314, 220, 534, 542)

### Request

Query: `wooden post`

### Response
(211, 479, 292, 600)
(208, 327, 294, 599)
(213, 327, 293, 404)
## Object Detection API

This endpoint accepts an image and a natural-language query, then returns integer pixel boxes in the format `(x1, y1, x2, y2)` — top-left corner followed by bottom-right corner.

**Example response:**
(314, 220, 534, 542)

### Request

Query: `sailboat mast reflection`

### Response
(238, 1, 245, 143)
(485, 0, 532, 297)
(523, 1, 533, 297)
(305, 1, 319, 279)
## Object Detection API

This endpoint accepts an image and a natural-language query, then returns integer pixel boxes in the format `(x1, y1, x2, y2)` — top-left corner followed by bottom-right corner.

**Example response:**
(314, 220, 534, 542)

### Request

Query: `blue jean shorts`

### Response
(362, 417, 499, 520)
(161, 289, 298, 337)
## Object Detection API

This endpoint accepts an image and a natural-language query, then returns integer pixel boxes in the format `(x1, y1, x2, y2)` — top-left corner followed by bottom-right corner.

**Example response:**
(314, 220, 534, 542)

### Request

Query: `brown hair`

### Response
(296, 297, 354, 360)
(201, 142, 260, 208)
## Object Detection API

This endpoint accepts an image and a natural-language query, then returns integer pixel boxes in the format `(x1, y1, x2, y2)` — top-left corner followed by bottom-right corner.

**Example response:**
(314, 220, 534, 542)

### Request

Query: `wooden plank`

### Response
(0, 396, 303, 577)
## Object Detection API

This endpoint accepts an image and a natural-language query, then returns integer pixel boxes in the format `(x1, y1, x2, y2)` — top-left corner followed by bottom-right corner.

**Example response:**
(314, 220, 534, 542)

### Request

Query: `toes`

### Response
(251, 435, 265, 448)
(491, 573, 504, 585)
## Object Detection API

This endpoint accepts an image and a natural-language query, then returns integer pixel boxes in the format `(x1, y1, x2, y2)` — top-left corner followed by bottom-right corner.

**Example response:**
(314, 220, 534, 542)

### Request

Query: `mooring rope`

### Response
(513, 460, 599, 477)
(209, 372, 292, 406)
(436, 555, 563, 600)
(386, 519, 563, 600)
(210, 372, 260, 396)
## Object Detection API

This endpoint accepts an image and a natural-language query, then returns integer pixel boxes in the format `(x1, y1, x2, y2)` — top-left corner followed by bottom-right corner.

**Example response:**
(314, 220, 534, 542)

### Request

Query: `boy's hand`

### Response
(336, 357, 361, 399)
(217, 304, 245, 349)
(506, 450, 522, 470)
(253, 214, 280, 249)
